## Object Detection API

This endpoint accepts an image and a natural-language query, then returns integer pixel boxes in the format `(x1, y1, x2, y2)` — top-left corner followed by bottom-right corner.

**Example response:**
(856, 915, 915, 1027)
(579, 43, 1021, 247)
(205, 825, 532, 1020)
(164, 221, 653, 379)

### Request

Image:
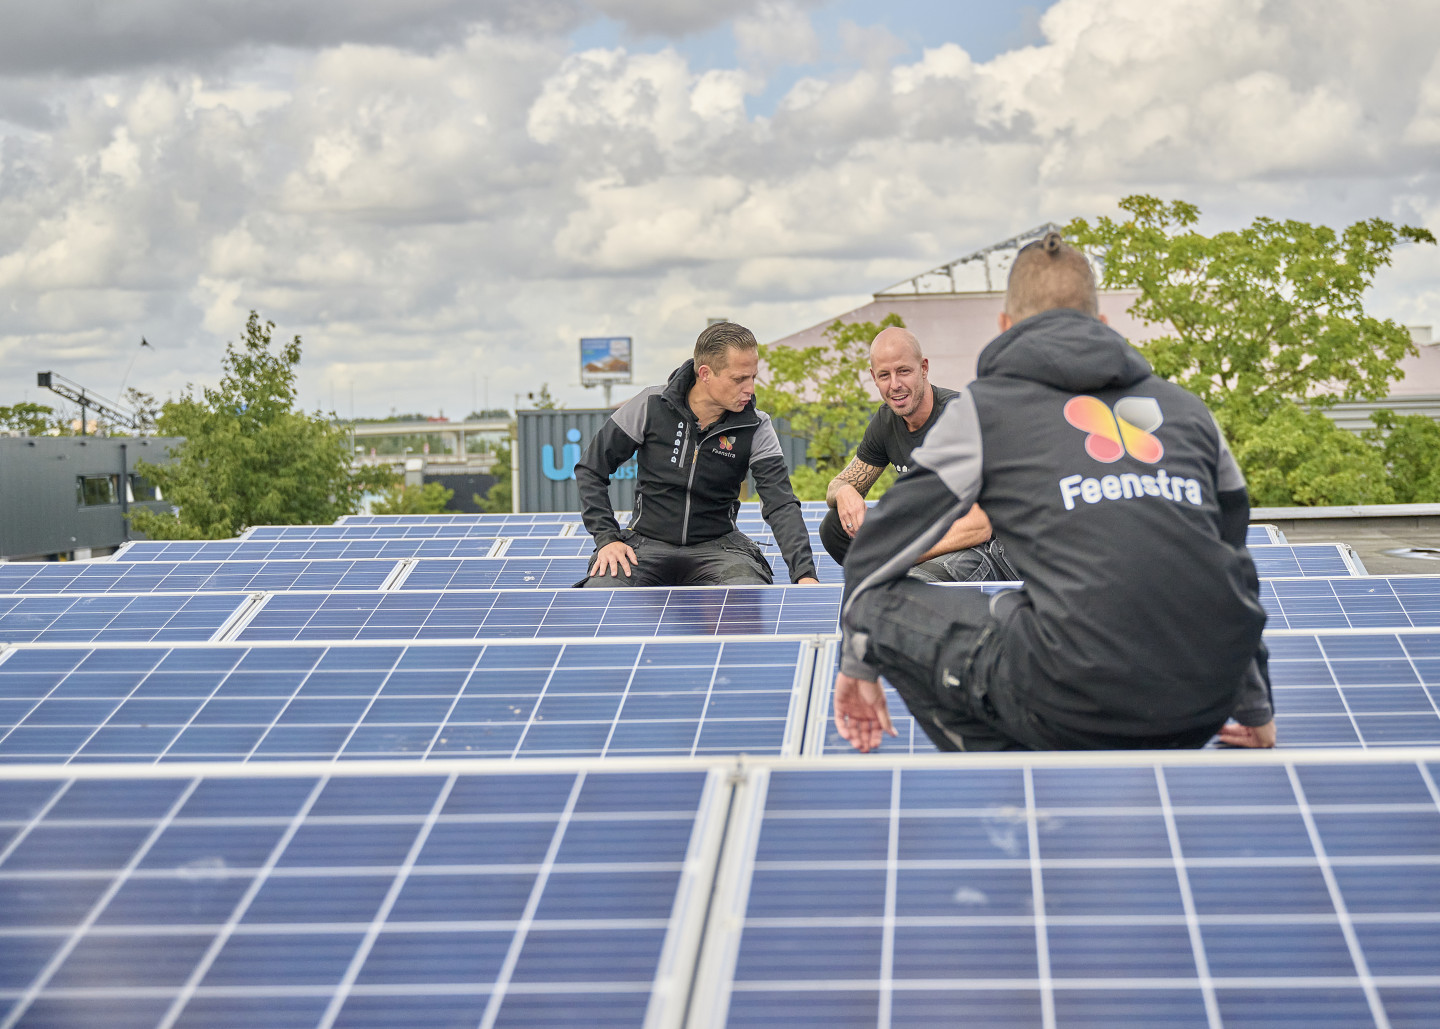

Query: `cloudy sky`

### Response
(2, 0, 1438, 419)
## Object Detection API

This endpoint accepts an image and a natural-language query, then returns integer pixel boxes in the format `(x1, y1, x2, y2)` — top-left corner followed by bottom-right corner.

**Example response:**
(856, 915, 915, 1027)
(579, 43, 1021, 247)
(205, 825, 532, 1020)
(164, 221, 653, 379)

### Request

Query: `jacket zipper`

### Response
(681, 417, 758, 545)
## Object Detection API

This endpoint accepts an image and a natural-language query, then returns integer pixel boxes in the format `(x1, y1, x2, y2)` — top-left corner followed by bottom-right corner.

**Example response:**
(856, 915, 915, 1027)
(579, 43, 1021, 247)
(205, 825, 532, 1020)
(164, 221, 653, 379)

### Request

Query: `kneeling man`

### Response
(576, 322, 819, 587)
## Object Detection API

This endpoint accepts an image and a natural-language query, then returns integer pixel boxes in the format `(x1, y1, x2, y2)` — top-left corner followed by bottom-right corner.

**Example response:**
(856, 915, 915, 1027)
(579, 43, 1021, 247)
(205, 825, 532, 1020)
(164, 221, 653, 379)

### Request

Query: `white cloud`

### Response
(1, 0, 1439, 417)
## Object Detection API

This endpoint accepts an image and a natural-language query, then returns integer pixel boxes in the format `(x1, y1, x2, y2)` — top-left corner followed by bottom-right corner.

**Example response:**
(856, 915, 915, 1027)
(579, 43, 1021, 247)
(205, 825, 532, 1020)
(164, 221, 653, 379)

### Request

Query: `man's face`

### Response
(870, 341, 928, 419)
(698, 348, 758, 413)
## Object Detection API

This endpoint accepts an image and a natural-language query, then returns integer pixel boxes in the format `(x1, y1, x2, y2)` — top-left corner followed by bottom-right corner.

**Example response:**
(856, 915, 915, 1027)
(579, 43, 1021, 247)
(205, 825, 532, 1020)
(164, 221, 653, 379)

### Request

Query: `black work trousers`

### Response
(581, 530, 774, 587)
(819, 508, 1017, 583)
(849, 579, 1226, 752)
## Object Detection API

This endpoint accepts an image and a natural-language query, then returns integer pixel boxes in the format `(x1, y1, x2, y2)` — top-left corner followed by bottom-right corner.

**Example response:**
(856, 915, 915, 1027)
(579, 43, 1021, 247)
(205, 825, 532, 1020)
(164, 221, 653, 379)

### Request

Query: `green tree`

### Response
(531, 384, 559, 410)
(1367, 410, 1440, 503)
(0, 402, 58, 435)
(758, 314, 904, 499)
(1066, 196, 1434, 434)
(130, 312, 398, 540)
(1235, 403, 1394, 506)
(475, 440, 513, 513)
(371, 481, 455, 514)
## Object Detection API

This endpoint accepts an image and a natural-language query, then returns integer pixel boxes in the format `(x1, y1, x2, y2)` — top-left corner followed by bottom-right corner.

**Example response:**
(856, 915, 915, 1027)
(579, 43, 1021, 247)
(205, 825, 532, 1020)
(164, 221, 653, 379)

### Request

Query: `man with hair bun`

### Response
(834, 232, 1275, 752)
(576, 321, 819, 588)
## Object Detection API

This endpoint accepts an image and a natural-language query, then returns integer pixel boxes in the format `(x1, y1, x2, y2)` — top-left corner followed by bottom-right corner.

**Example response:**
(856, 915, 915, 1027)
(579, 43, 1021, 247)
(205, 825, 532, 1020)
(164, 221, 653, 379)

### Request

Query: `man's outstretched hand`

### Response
(1216, 720, 1276, 748)
(590, 540, 638, 578)
(834, 673, 896, 753)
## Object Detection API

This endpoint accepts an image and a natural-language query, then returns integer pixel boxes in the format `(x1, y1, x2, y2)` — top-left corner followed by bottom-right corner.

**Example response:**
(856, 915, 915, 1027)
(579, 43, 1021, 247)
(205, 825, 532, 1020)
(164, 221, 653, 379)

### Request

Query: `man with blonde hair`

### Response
(834, 233, 1274, 752)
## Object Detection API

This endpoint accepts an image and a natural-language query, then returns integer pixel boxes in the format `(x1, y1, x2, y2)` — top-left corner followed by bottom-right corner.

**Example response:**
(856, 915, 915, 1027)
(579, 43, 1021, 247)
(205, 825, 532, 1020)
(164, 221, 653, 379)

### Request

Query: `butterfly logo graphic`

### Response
(1063, 396, 1164, 464)
(718, 436, 735, 451)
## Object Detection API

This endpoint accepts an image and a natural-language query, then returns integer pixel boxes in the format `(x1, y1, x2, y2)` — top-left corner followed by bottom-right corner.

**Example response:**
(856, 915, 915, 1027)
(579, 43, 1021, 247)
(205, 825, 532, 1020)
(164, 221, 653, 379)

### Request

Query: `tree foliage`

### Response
(130, 312, 398, 540)
(1066, 196, 1434, 434)
(476, 440, 513, 513)
(758, 314, 904, 498)
(1068, 196, 1440, 504)
(0, 402, 58, 436)
(371, 481, 455, 515)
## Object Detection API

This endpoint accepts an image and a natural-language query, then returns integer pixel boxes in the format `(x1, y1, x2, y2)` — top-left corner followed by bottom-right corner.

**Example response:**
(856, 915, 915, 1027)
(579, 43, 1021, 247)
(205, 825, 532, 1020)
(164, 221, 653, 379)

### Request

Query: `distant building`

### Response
(0, 437, 177, 560)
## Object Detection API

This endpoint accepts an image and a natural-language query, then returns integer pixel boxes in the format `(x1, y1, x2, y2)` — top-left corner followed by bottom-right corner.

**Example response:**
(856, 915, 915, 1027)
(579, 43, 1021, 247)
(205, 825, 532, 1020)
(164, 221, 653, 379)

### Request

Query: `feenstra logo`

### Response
(1063, 395, 1164, 464)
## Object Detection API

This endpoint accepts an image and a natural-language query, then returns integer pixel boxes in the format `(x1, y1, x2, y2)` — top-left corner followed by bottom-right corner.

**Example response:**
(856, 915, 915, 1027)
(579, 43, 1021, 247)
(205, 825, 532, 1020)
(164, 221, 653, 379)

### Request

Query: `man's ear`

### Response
(998, 312, 1013, 332)
(1099, 313, 1109, 325)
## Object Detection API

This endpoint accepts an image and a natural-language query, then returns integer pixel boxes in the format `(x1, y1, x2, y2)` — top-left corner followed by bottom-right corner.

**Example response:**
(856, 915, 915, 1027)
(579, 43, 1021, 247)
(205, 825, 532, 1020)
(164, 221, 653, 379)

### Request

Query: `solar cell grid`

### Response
(1262, 576, 1440, 629)
(0, 638, 814, 762)
(0, 594, 251, 645)
(236, 585, 842, 643)
(243, 523, 574, 540)
(0, 560, 404, 595)
(696, 757, 1440, 1029)
(0, 765, 723, 1029)
(396, 554, 847, 589)
(116, 538, 502, 562)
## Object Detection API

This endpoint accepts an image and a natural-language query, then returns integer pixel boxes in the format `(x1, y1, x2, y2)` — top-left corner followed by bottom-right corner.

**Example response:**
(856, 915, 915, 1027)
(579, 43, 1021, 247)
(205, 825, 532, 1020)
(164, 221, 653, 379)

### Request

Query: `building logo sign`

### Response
(541, 428, 636, 482)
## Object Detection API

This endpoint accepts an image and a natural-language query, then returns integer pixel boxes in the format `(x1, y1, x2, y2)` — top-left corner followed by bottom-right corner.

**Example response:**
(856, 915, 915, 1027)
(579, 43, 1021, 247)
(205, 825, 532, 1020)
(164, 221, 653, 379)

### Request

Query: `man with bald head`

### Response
(833, 232, 1274, 753)
(821, 326, 1014, 582)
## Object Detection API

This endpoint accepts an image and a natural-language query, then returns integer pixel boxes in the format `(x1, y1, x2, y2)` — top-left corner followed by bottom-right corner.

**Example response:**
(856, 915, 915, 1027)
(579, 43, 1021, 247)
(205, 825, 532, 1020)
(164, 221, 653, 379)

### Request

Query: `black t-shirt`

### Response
(855, 384, 960, 475)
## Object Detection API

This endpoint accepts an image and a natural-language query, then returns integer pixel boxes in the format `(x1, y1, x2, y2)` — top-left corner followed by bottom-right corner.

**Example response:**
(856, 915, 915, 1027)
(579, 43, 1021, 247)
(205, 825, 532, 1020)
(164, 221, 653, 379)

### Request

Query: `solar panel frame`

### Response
(689, 751, 1440, 1029)
(0, 760, 731, 1029)
(0, 636, 821, 764)
(1249, 543, 1368, 578)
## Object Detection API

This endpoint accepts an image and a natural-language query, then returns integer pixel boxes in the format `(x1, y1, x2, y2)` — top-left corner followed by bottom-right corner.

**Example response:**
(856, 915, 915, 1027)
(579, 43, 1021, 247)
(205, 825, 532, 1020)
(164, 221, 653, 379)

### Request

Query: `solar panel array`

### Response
(5, 500, 1440, 1027)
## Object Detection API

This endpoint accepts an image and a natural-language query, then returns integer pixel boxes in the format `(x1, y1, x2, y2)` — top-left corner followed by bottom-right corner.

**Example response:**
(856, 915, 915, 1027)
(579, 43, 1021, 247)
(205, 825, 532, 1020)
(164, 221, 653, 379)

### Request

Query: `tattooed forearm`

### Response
(826, 459, 884, 505)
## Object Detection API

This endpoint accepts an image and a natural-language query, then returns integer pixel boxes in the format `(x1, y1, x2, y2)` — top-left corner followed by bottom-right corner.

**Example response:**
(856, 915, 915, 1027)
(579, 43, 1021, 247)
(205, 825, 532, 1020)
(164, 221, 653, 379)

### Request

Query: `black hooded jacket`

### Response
(576, 360, 817, 582)
(840, 308, 1268, 742)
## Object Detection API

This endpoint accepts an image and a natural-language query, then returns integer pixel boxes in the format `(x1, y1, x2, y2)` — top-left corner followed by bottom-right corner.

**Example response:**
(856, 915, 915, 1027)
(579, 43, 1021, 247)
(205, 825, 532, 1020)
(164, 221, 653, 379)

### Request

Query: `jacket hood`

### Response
(976, 308, 1152, 393)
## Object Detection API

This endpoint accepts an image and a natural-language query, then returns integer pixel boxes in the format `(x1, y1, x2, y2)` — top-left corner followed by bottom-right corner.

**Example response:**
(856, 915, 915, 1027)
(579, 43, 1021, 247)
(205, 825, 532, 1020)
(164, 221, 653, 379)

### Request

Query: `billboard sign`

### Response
(580, 336, 633, 385)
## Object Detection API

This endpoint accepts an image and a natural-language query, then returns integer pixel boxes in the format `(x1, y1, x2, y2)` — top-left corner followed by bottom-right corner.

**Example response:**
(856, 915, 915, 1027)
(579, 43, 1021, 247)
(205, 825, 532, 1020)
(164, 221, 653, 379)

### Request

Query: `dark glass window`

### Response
(77, 475, 119, 506)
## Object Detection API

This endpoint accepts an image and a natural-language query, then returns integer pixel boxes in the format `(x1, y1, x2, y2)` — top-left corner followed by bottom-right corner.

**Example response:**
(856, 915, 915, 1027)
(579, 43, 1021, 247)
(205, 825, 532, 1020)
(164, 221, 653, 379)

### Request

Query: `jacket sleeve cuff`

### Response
(593, 530, 624, 549)
(1231, 658, 1274, 726)
(839, 631, 879, 681)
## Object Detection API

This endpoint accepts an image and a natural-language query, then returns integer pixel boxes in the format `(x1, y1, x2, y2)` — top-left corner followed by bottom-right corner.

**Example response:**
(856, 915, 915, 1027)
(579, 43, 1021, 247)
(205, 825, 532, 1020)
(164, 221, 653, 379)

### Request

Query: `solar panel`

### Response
(0, 638, 815, 762)
(692, 753, 1440, 1029)
(807, 629, 1440, 754)
(115, 538, 503, 563)
(243, 523, 575, 540)
(234, 586, 843, 643)
(395, 555, 847, 590)
(0, 594, 253, 645)
(1250, 544, 1366, 577)
(1263, 577, 1440, 629)
(1249, 523, 1286, 545)
(0, 560, 405, 595)
(0, 763, 725, 1028)
(338, 513, 590, 527)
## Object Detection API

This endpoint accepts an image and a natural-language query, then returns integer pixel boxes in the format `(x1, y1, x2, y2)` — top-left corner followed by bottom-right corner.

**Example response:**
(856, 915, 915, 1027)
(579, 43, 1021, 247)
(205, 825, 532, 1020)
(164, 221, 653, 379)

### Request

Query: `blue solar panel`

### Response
(1248, 524, 1286, 545)
(397, 555, 846, 589)
(694, 756, 1440, 1028)
(236, 586, 842, 643)
(1263, 577, 1440, 629)
(810, 629, 1440, 754)
(0, 765, 722, 1028)
(339, 513, 591, 527)
(116, 538, 502, 562)
(1250, 544, 1365, 577)
(0, 594, 250, 645)
(0, 639, 812, 762)
(0, 560, 403, 595)
(244, 523, 573, 540)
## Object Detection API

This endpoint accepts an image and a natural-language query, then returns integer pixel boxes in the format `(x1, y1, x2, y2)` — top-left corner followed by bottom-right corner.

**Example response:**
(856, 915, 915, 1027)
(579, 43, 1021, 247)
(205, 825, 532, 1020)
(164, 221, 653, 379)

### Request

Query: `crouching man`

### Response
(835, 234, 1274, 752)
